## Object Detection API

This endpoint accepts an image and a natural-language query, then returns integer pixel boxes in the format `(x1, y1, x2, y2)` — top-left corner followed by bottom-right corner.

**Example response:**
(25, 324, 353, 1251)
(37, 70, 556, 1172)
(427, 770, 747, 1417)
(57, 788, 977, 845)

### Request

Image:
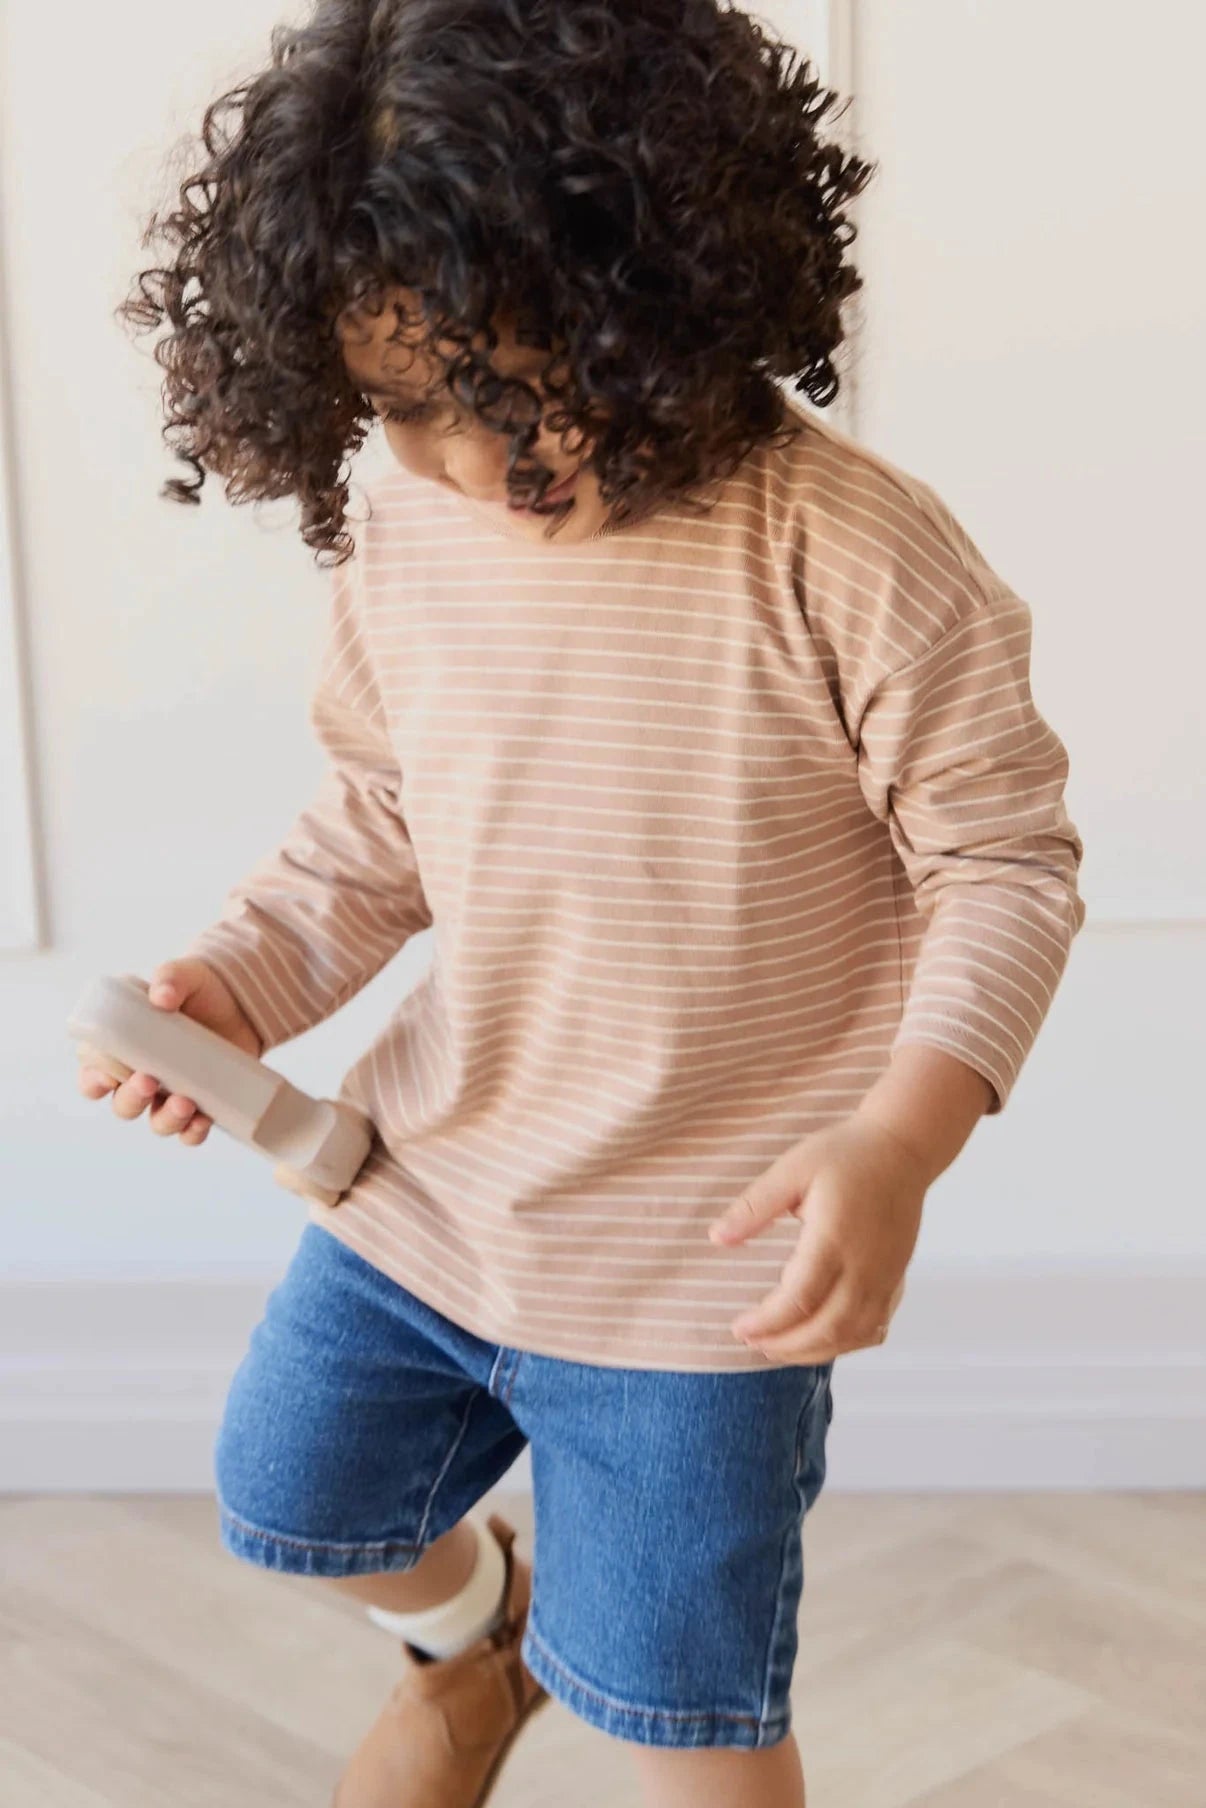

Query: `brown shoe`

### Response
(332, 1513, 549, 1808)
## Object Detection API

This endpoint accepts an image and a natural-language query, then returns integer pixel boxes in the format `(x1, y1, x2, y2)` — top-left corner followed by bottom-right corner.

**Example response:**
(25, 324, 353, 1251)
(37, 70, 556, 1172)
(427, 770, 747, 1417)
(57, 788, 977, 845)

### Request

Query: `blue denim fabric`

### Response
(214, 1221, 834, 1749)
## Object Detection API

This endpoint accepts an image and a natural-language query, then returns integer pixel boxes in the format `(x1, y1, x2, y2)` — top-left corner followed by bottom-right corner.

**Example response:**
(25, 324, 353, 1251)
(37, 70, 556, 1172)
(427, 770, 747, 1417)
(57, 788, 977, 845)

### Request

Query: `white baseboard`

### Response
(2, 1268, 1203, 1492)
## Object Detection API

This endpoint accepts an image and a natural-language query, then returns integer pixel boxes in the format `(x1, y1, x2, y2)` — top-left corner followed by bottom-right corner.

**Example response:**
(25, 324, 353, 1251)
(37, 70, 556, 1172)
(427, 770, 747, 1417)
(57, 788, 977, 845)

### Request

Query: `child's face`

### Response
(337, 287, 610, 545)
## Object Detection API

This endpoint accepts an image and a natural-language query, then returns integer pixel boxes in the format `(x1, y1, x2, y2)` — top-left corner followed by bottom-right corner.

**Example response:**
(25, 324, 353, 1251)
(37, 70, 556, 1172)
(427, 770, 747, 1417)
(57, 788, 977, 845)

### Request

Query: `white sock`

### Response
(365, 1514, 508, 1660)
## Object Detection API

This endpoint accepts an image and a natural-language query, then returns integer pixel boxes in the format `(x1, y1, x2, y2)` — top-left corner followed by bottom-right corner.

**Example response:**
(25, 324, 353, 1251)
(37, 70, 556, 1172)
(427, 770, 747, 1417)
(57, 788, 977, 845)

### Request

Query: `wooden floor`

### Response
(1, 1490, 1202, 1806)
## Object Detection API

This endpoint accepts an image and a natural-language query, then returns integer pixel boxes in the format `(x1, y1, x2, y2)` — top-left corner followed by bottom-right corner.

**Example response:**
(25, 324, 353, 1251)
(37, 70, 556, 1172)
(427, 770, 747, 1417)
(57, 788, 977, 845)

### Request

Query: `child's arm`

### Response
(709, 494, 1084, 1358)
(711, 1042, 990, 1353)
(853, 1042, 995, 1182)
(181, 554, 431, 1057)
(853, 574, 1085, 1116)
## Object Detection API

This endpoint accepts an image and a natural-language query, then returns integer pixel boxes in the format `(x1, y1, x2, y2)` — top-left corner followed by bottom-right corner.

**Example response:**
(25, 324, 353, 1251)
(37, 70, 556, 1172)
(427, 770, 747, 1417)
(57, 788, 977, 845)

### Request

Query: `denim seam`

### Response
(487, 1343, 523, 1404)
(485, 1343, 510, 1398)
(524, 1617, 765, 1731)
(756, 1517, 797, 1738)
(756, 1369, 824, 1734)
(413, 1385, 479, 1550)
(217, 1498, 422, 1558)
(793, 1365, 828, 1474)
(217, 1381, 479, 1562)
(503, 1348, 524, 1407)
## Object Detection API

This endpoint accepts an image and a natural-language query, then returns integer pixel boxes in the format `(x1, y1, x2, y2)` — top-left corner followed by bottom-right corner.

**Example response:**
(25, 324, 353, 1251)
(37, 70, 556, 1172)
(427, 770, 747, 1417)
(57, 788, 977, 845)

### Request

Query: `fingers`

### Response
(75, 1040, 130, 1090)
(147, 957, 263, 1058)
(147, 1089, 205, 1138)
(746, 1281, 854, 1359)
(730, 1228, 844, 1342)
(109, 1070, 159, 1121)
(137, 1076, 214, 1142)
(76, 984, 217, 1147)
(709, 1146, 811, 1246)
(77, 1060, 212, 1143)
(148, 958, 207, 1014)
(744, 1278, 899, 1361)
(77, 1062, 118, 1102)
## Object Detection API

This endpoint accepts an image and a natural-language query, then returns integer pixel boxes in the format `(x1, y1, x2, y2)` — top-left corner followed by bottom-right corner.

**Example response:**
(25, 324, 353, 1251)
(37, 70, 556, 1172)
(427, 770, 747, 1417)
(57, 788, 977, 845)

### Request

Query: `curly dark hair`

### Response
(118, 0, 876, 564)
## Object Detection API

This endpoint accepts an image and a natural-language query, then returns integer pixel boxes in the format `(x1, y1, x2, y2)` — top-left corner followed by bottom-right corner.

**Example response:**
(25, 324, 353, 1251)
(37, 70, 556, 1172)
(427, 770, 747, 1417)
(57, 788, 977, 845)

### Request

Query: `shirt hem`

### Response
(306, 1202, 813, 1376)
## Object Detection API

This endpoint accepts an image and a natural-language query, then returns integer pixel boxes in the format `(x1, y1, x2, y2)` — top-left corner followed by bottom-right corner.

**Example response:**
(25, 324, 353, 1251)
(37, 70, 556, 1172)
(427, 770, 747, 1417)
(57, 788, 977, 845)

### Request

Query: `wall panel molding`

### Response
(0, 198, 40, 952)
(3, 1266, 1203, 1492)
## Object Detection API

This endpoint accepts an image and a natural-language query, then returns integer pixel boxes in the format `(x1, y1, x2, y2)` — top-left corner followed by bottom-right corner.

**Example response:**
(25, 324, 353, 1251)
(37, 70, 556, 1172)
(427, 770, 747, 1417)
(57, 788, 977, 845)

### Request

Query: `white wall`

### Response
(1, 0, 393, 1276)
(850, 0, 1206, 1264)
(2, 1, 1203, 1488)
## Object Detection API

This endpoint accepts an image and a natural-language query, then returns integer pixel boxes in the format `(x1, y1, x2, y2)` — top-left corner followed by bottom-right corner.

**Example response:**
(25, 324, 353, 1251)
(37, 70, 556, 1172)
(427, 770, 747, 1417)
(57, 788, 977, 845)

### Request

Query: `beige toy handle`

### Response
(68, 973, 374, 1207)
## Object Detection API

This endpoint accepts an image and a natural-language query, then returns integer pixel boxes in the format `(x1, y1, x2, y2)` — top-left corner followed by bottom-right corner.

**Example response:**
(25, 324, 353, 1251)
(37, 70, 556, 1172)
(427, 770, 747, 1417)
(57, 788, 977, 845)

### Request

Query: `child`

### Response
(89, 2, 1085, 1803)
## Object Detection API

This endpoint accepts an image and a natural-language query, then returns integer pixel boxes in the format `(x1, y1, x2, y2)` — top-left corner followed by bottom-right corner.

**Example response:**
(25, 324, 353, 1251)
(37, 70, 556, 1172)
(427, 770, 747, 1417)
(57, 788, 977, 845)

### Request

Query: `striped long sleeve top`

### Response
(184, 402, 1085, 1371)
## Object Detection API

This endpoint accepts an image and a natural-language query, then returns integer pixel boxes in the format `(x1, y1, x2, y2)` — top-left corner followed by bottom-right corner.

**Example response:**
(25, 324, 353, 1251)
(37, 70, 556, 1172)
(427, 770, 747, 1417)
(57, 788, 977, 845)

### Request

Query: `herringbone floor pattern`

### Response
(1, 1490, 1201, 1805)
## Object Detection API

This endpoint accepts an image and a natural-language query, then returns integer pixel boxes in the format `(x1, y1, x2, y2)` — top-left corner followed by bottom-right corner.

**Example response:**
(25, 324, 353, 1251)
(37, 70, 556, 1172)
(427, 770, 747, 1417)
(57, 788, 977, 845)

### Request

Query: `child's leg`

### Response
(212, 1225, 544, 1802)
(323, 1516, 478, 1613)
(212, 1224, 528, 1616)
(324, 1514, 515, 1658)
(628, 1738, 806, 1808)
(505, 1358, 834, 1797)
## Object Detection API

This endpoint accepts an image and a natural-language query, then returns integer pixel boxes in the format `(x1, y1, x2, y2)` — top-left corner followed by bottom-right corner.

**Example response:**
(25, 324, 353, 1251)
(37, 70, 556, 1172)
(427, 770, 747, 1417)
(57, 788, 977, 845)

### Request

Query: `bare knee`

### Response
(320, 1517, 479, 1613)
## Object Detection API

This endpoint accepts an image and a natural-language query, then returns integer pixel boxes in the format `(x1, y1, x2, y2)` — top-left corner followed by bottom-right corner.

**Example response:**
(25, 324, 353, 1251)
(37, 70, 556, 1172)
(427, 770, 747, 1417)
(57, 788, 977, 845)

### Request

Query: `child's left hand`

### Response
(707, 1115, 929, 1361)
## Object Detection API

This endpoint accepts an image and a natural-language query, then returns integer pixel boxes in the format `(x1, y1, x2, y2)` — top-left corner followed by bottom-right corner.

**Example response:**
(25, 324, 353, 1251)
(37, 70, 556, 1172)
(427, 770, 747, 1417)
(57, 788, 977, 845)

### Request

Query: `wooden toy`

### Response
(68, 974, 374, 1206)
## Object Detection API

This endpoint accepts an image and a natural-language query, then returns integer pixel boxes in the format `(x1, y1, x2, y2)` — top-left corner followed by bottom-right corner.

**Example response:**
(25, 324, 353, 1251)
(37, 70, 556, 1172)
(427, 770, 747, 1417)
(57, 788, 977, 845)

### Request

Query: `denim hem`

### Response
(217, 1498, 424, 1577)
(521, 1616, 792, 1750)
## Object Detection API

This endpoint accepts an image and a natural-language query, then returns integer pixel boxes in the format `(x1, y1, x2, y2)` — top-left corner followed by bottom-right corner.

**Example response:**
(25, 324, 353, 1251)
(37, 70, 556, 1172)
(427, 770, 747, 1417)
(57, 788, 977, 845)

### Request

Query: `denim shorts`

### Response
(214, 1221, 835, 1750)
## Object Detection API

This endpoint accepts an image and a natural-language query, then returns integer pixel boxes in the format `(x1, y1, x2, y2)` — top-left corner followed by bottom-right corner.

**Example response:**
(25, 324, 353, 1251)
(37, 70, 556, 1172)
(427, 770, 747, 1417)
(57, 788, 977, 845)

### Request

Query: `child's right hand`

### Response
(75, 958, 263, 1147)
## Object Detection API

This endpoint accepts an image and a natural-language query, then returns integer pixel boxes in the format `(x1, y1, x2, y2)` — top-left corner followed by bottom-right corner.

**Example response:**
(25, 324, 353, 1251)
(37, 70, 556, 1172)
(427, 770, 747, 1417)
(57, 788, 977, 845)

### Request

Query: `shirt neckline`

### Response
(440, 480, 667, 553)
(440, 453, 749, 554)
